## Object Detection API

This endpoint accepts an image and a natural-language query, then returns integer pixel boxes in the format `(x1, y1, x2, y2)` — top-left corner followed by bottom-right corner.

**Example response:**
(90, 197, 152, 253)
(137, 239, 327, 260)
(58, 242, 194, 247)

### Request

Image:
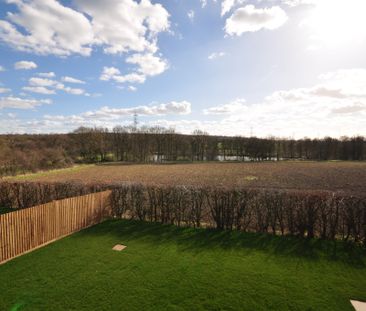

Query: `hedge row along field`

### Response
(110, 185, 366, 243)
(0, 182, 103, 210)
(1, 182, 365, 244)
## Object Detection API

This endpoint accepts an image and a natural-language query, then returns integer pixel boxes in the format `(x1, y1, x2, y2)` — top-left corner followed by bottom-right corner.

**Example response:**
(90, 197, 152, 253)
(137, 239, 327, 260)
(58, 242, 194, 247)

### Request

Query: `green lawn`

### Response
(0, 220, 365, 311)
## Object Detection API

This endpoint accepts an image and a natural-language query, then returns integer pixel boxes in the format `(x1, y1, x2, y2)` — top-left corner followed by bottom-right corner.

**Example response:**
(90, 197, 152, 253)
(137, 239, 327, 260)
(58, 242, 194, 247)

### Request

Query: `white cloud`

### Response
(26, 76, 86, 95)
(221, 0, 246, 16)
(1, 1, 170, 85)
(14, 61, 37, 70)
(0, 96, 51, 110)
(23, 100, 192, 133)
(187, 10, 195, 22)
(62, 76, 86, 84)
(100, 67, 121, 81)
(128, 86, 137, 92)
(22, 86, 56, 95)
(126, 53, 168, 77)
(225, 5, 288, 35)
(83, 101, 191, 119)
(0, 0, 170, 58)
(208, 51, 226, 60)
(204, 98, 247, 114)
(61, 86, 85, 95)
(201, 68, 366, 137)
(29, 77, 60, 87)
(0, 87, 11, 93)
(75, 0, 170, 54)
(201, 0, 208, 8)
(281, 0, 316, 7)
(0, 0, 94, 56)
(0, 65, 5, 71)
(100, 54, 168, 86)
(38, 72, 55, 78)
(100, 67, 146, 84)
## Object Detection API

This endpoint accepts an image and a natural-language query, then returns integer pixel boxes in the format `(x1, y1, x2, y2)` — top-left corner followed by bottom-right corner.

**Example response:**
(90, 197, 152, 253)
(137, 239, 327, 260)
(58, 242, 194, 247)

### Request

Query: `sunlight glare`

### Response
(305, 0, 366, 47)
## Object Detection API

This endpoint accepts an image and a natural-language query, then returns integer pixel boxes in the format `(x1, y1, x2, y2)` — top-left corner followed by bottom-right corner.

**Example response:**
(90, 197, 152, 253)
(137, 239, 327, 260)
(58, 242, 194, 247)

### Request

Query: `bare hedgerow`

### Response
(1, 181, 365, 244)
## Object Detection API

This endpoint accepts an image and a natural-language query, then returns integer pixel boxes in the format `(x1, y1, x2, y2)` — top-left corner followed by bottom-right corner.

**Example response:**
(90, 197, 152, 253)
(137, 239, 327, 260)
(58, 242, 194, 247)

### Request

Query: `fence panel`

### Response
(0, 190, 112, 264)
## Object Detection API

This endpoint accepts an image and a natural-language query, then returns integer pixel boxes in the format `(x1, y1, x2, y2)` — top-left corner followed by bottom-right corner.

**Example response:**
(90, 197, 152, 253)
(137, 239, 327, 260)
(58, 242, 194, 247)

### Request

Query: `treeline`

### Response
(1, 182, 365, 243)
(0, 126, 365, 176)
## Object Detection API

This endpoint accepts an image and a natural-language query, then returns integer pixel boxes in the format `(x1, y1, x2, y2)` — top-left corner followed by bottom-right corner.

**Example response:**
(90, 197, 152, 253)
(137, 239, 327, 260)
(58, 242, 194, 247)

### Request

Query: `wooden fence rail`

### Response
(0, 190, 112, 264)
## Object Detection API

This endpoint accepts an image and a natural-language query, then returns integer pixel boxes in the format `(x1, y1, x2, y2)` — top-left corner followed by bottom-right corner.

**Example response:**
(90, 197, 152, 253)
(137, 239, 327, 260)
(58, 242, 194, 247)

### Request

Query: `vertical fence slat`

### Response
(0, 190, 112, 265)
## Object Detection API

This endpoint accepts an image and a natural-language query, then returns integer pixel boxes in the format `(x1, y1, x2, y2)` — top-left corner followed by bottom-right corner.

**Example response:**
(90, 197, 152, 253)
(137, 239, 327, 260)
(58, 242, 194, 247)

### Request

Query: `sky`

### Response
(0, 0, 366, 138)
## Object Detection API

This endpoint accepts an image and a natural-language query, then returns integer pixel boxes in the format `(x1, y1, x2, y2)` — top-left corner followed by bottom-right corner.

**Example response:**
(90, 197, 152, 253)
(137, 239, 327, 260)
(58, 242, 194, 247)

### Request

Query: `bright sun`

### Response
(305, 0, 366, 47)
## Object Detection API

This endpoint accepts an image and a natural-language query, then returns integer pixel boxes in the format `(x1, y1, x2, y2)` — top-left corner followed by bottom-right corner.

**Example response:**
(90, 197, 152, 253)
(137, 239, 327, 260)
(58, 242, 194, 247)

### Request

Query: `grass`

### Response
(4, 164, 94, 181)
(0, 220, 365, 311)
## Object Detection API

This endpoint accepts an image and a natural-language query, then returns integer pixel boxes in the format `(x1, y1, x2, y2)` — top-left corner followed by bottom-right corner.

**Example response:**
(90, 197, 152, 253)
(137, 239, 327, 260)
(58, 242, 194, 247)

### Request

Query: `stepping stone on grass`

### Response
(351, 300, 366, 311)
(112, 244, 127, 251)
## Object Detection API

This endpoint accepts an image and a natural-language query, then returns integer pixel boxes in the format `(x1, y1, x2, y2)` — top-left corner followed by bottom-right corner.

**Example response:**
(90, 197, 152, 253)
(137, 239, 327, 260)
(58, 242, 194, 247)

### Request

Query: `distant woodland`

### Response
(0, 126, 365, 176)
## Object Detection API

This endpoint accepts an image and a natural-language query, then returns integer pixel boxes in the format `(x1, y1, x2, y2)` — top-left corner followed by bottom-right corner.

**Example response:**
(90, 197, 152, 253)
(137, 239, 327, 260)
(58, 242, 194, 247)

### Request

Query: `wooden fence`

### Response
(0, 190, 112, 264)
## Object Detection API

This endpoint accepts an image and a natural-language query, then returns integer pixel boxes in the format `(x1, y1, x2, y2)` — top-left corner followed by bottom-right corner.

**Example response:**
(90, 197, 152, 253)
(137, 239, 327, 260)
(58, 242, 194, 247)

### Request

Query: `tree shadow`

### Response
(78, 219, 366, 268)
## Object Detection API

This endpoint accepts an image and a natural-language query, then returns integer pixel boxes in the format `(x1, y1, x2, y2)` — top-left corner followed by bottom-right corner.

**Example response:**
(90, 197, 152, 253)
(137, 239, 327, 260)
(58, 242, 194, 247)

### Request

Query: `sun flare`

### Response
(305, 0, 366, 46)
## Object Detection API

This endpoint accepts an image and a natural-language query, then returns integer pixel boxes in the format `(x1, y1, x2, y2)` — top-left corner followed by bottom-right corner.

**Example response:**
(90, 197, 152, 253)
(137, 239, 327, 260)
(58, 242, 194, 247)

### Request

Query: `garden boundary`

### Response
(0, 190, 112, 264)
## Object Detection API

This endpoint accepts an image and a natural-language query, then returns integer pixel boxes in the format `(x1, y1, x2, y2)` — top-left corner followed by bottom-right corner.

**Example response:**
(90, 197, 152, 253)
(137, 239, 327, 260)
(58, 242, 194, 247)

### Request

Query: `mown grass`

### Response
(0, 220, 365, 311)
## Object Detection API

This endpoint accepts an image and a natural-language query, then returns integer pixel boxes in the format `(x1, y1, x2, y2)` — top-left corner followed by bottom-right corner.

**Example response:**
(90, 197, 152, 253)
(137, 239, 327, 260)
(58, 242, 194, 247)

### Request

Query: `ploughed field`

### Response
(8, 161, 366, 195)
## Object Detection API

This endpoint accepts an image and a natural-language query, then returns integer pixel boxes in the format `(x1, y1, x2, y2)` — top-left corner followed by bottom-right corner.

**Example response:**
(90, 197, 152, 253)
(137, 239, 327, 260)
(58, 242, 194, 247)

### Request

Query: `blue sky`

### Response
(0, 0, 366, 137)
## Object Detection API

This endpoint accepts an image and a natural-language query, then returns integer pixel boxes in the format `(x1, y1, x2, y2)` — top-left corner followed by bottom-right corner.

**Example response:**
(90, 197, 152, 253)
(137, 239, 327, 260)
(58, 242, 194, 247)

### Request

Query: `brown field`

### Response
(7, 161, 366, 195)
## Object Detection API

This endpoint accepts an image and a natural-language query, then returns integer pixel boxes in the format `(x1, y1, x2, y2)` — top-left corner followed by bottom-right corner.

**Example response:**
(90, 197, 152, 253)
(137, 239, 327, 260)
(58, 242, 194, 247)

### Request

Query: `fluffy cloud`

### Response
(29, 77, 60, 87)
(0, 1, 170, 86)
(281, 0, 316, 7)
(24, 76, 86, 95)
(100, 67, 146, 84)
(83, 101, 191, 119)
(61, 76, 85, 84)
(187, 10, 195, 22)
(204, 98, 247, 114)
(75, 0, 169, 54)
(0, 96, 51, 110)
(208, 52, 226, 60)
(100, 53, 168, 86)
(127, 53, 168, 77)
(1, 0, 93, 56)
(61, 86, 85, 95)
(0, 0, 169, 57)
(0, 65, 5, 71)
(201, 68, 366, 137)
(38, 72, 55, 78)
(225, 5, 288, 35)
(14, 60, 37, 70)
(221, 0, 246, 16)
(22, 86, 56, 95)
(21, 100, 192, 133)
(0, 87, 11, 93)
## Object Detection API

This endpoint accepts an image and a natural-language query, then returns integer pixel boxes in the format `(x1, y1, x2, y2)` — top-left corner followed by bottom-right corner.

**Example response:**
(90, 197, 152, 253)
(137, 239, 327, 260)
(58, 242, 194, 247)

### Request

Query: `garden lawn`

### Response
(0, 220, 365, 311)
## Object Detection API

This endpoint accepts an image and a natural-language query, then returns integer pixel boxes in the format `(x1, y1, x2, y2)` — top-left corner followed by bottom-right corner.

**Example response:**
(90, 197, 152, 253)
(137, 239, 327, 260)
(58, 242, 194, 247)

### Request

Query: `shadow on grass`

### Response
(78, 219, 366, 268)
